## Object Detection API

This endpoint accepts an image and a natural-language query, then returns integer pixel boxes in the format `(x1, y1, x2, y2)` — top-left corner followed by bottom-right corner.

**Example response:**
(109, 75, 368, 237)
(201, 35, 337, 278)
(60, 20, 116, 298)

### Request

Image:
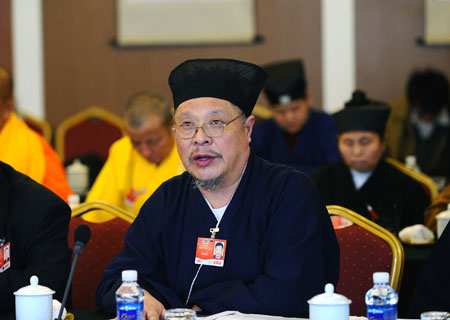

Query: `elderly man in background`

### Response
(96, 58, 339, 319)
(85, 92, 183, 221)
(250, 59, 339, 173)
(310, 90, 430, 235)
(0, 65, 72, 201)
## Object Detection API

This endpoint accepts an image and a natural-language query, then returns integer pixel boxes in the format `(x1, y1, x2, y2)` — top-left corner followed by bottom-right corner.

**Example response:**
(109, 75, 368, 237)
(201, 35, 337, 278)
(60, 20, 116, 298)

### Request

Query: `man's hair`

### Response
(215, 242, 224, 248)
(407, 69, 449, 116)
(0, 66, 13, 103)
(124, 92, 172, 128)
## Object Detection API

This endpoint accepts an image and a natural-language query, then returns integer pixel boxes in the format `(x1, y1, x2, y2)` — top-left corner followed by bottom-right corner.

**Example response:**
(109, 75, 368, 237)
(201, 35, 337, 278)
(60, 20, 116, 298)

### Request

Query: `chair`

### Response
(21, 112, 52, 142)
(385, 157, 438, 201)
(252, 104, 272, 124)
(327, 205, 404, 316)
(68, 200, 133, 309)
(55, 106, 124, 164)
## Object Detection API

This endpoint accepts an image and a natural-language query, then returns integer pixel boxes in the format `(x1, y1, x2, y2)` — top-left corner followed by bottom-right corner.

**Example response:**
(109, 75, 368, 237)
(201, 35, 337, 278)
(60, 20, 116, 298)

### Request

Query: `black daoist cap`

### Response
(263, 59, 307, 105)
(333, 90, 391, 136)
(169, 58, 267, 117)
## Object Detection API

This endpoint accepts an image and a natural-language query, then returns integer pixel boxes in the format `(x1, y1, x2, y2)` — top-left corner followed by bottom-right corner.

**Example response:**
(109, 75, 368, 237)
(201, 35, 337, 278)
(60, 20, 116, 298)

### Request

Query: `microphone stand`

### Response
(56, 242, 84, 320)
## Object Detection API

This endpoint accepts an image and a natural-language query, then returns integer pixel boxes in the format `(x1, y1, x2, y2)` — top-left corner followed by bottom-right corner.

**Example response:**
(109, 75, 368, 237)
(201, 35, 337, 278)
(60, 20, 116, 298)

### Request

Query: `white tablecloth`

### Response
(201, 310, 417, 320)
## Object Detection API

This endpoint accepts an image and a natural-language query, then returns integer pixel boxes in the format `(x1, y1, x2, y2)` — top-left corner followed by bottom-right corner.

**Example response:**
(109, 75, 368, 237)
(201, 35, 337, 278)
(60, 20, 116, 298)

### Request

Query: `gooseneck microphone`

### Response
(56, 224, 91, 320)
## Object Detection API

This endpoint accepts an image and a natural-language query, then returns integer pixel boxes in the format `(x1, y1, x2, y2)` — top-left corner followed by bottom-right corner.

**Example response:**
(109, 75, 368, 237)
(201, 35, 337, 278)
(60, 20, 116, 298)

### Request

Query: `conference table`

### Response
(3, 310, 418, 320)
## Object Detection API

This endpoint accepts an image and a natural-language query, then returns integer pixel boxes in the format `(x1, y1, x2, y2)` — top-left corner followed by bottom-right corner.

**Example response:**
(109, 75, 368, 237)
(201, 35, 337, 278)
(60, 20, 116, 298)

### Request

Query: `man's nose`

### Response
(192, 126, 211, 145)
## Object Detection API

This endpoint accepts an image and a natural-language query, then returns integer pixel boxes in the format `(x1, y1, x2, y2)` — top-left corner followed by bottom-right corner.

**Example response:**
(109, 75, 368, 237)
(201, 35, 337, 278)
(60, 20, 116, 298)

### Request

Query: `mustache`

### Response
(188, 149, 223, 163)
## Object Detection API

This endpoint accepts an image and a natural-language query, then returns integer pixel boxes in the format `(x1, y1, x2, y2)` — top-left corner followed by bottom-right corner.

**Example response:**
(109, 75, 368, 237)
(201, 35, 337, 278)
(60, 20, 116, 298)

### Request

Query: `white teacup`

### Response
(14, 275, 55, 320)
(308, 283, 351, 320)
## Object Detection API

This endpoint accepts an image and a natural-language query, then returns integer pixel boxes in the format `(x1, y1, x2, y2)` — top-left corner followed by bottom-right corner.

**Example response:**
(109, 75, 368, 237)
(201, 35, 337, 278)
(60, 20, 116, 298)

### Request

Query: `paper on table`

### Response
(200, 311, 413, 320)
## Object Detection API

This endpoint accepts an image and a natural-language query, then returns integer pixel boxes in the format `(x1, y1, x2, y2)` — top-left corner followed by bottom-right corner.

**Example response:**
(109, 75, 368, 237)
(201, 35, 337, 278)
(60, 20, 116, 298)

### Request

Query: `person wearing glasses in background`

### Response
(96, 58, 339, 319)
(84, 92, 184, 221)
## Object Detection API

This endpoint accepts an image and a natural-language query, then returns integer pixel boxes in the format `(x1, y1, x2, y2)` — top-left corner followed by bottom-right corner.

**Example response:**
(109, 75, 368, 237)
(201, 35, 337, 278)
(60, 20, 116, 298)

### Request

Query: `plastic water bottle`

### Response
(116, 270, 144, 320)
(365, 272, 398, 320)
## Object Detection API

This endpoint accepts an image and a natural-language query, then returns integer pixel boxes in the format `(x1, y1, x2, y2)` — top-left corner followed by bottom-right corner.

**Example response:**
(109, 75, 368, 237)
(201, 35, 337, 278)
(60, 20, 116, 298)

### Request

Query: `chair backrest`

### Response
(21, 113, 52, 142)
(252, 104, 272, 124)
(385, 157, 438, 201)
(55, 106, 124, 163)
(327, 205, 404, 316)
(68, 201, 133, 309)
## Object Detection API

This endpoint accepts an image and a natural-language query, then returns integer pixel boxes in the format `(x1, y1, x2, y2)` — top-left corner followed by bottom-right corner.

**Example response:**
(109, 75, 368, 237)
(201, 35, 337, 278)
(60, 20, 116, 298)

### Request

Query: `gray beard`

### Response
(192, 174, 224, 191)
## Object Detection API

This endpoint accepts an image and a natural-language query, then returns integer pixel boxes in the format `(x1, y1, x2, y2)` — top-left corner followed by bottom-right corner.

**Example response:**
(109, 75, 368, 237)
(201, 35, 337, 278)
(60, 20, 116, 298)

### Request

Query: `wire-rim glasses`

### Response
(172, 113, 243, 139)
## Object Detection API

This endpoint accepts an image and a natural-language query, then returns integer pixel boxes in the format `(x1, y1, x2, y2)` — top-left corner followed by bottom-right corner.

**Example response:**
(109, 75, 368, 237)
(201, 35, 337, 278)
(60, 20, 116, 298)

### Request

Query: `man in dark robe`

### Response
(250, 59, 339, 173)
(408, 223, 450, 317)
(0, 161, 71, 314)
(310, 91, 430, 235)
(96, 58, 340, 319)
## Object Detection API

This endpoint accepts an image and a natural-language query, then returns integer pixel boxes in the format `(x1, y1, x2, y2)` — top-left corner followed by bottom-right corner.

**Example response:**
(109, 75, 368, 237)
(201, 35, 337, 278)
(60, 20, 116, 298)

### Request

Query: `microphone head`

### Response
(74, 224, 91, 247)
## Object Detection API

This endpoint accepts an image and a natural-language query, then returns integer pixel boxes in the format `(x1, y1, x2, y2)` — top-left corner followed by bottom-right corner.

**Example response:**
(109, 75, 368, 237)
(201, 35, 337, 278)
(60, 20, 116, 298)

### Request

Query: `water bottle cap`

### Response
(122, 270, 137, 282)
(373, 272, 389, 284)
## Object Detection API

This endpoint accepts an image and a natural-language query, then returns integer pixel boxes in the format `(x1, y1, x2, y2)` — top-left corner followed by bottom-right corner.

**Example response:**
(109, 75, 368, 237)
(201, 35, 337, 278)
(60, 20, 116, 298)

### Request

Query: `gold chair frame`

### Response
(252, 104, 272, 120)
(55, 106, 124, 163)
(385, 157, 438, 201)
(327, 205, 405, 292)
(71, 200, 134, 224)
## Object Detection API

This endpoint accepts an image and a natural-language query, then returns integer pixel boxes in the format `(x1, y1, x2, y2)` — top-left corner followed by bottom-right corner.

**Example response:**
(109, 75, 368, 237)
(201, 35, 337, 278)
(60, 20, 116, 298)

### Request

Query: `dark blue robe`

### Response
(250, 109, 339, 173)
(96, 152, 339, 317)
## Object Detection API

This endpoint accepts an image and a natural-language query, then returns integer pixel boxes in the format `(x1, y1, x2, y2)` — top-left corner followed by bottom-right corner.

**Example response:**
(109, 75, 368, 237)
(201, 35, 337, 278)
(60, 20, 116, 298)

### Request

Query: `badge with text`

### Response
(195, 237, 227, 267)
(0, 242, 11, 273)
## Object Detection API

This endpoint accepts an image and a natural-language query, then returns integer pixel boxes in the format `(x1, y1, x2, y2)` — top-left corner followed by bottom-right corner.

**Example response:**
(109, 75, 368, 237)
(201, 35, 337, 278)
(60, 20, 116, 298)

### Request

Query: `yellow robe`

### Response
(85, 136, 184, 222)
(0, 112, 73, 201)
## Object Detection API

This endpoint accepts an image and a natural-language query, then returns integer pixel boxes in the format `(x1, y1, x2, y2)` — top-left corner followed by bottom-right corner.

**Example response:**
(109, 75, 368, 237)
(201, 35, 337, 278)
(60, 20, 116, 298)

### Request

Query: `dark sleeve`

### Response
(320, 116, 340, 164)
(190, 176, 340, 316)
(95, 193, 184, 315)
(408, 223, 450, 317)
(0, 200, 71, 310)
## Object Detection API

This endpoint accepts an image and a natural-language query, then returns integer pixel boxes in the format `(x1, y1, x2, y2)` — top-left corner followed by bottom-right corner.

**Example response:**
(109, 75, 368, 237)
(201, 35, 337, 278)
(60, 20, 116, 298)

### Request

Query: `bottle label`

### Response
(117, 302, 143, 320)
(367, 305, 397, 320)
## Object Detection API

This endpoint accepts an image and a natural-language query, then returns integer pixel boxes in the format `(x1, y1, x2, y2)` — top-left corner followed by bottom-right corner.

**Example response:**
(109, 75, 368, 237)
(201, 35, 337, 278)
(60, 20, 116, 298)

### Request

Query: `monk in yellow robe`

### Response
(85, 92, 184, 221)
(0, 66, 73, 202)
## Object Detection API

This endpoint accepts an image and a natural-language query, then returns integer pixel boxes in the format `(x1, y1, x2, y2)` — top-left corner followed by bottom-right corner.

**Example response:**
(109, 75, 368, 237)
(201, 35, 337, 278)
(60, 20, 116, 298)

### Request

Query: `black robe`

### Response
(0, 161, 71, 313)
(96, 152, 339, 317)
(408, 223, 450, 317)
(310, 159, 430, 234)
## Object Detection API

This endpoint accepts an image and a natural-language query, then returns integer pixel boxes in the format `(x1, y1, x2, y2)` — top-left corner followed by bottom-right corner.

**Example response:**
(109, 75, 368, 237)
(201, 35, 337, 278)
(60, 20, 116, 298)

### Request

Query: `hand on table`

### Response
(143, 289, 166, 320)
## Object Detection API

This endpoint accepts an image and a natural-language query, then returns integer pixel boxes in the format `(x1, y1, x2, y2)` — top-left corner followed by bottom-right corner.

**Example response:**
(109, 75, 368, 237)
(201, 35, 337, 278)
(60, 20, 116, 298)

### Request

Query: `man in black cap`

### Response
(96, 58, 339, 319)
(250, 59, 339, 173)
(310, 90, 430, 234)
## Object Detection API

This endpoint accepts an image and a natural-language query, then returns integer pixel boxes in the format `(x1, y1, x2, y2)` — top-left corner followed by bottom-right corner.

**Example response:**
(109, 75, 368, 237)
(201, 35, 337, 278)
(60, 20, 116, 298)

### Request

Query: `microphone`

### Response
(56, 224, 91, 320)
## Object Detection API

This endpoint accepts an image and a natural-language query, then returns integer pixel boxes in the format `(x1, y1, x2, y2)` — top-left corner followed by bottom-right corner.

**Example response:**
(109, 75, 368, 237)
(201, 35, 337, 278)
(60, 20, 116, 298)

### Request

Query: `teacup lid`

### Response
(14, 275, 55, 296)
(308, 283, 351, 305)
(66, 159, 89, 174)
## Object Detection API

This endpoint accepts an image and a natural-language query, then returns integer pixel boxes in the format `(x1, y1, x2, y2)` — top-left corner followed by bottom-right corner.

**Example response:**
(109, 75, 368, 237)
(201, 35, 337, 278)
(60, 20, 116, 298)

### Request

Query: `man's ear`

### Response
(245, 115, 255, 142)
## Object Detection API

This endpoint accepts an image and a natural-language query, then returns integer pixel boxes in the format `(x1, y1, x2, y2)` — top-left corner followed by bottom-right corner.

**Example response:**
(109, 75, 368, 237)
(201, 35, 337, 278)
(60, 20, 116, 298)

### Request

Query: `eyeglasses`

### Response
(172, 113, 243, 139)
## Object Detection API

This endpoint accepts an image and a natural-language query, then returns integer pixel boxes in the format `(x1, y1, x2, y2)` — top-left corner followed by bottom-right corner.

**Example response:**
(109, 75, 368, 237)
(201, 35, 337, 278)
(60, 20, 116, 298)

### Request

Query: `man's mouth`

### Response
(190, 151, 222, 167)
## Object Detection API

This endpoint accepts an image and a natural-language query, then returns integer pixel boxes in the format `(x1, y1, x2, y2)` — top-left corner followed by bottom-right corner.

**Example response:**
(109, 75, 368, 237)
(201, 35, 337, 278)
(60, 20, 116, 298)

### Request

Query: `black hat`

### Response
(168, 58, 267, 117)
(263, 59, 307, 105)
(333, 90, 391, 136)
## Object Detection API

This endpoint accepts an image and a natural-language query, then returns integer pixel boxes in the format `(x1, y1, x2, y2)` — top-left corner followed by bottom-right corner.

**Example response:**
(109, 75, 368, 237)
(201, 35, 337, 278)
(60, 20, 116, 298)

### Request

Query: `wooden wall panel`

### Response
(43, 0, 322, 127)
(0, 0, 12, 69)
(355, 0, 450, 104)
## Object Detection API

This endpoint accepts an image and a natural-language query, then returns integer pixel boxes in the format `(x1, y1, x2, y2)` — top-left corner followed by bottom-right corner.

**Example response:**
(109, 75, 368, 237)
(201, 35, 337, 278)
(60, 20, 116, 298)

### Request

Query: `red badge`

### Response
(195, 237, 226, 267)
(0, 242, 11, 273)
